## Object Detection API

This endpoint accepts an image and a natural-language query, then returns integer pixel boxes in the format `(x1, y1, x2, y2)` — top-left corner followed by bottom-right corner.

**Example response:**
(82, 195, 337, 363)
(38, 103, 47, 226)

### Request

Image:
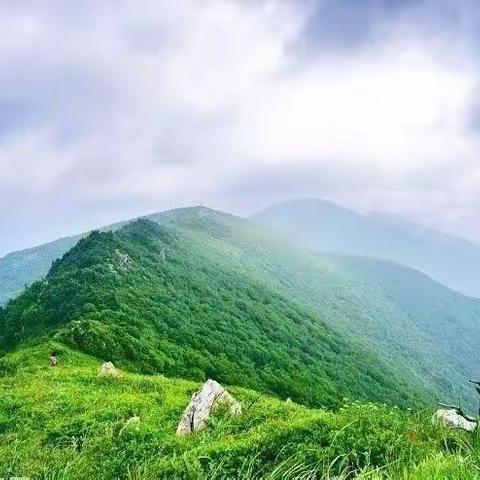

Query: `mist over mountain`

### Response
(253, 198, 480, 298)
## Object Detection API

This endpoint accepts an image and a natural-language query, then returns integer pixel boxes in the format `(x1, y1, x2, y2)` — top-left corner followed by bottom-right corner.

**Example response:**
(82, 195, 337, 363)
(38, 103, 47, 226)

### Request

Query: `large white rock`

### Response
(98, 361, 120, 378)
(433, 409, 477, 432)
(176, 379, 241, 436)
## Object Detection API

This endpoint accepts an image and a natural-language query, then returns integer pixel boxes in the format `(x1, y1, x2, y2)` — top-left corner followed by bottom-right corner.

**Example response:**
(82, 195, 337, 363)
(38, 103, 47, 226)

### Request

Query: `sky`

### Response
(1, 0, 480, 256)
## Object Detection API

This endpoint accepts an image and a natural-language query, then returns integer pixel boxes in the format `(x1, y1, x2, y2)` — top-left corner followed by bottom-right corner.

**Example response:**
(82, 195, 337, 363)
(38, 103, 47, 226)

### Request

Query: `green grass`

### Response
(1, 342, 480, 479)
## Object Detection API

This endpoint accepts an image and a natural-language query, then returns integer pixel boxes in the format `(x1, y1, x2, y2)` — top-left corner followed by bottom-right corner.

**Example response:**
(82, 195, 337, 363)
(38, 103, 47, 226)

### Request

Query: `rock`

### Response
(176, 379, 241, 436)
(119, 416, 140, 434)
(433, 409, 477, 432)
(124, 416, 141, 430)
(99, 361, 120, 378)
(126, 416, 140, 425)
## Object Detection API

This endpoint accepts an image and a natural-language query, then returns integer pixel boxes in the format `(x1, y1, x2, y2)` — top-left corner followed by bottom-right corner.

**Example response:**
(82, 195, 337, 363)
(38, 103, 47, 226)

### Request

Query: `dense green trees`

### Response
(0, 217, 426, 409)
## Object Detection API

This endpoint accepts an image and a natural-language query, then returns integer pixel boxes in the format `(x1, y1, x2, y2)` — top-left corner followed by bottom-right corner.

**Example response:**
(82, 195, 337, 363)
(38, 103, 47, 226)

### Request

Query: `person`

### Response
(49, 351, 58, 367)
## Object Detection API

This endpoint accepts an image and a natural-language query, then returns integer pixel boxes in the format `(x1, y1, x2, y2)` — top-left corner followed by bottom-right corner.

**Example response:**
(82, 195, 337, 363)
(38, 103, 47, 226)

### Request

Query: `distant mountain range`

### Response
(3, 197, 480, 306)
(253, 198, 480, 298)
(2, 205, 480, 409)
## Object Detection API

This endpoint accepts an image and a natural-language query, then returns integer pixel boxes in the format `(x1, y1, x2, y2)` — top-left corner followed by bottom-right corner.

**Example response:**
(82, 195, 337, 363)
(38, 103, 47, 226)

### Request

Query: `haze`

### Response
(1, 0, 480, 256)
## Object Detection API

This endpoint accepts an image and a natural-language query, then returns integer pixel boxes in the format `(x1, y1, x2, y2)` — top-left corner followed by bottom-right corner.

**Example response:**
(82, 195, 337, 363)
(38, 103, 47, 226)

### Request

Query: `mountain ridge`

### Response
(3, 198, 480, 305)
(253, 197, 480, 298)
(1, 216, 427, 409)
(3, 208, 480, 410)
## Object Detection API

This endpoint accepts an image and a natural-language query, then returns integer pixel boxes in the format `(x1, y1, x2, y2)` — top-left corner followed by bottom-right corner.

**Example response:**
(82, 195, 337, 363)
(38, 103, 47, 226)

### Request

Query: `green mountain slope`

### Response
(329, 255, 480, 389)
(3, 207, 480, 410)
(253, 198, 480, 298)
(0, 235, 81, 305)
(148, 207, 480, 409)
(3, 208, 480, 478)
(0, 215, 424, 409)
(0, 219, 130, 305)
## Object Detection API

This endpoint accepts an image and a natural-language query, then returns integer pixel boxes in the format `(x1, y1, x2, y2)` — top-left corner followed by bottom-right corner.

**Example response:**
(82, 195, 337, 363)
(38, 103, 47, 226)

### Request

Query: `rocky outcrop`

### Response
(98, 361, 120, 378)
(176, 379, 241, 436)
(433, 408, 477, 432)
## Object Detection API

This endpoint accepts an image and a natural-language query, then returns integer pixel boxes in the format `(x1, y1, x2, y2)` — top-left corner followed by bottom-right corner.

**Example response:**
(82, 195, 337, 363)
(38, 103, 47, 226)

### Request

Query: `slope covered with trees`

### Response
(0, 215, 424, 409)
(2, 207, 480, 410)
(0, 235, 81, 305)
(2, 207, 480, 478)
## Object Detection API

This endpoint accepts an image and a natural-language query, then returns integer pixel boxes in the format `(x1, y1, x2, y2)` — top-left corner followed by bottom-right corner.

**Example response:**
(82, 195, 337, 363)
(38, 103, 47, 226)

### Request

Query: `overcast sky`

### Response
(1, 0, 480, 256)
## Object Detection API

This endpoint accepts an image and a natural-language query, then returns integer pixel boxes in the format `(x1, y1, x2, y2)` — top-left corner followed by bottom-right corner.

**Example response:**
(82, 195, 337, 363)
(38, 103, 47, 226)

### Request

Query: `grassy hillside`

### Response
(0, 216, 423, 409)
(1, 342, 479, 479)
(3, 208, 480, 478)
(253, 198, 480, 298)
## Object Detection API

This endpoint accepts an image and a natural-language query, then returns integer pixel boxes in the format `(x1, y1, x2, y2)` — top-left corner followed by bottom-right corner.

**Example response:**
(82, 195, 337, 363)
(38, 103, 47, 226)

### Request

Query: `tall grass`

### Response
(1, 343, 479, 479)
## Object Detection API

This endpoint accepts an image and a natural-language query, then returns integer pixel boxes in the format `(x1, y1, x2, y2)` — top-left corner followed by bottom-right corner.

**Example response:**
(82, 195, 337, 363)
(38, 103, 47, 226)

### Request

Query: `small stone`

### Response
(125, 416, 140, 428)
(433, 409, 477, 432)
(99, 361, 120, 377)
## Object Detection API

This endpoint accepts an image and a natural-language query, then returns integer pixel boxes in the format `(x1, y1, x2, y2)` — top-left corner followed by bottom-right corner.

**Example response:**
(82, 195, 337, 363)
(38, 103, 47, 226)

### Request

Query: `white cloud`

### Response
(1, 0, 480, 254)
(236, 53, 476, 172)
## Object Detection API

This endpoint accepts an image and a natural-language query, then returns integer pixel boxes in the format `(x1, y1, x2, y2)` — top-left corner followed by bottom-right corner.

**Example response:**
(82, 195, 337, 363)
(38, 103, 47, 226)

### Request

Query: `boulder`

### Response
(176, 379, 241, 436)
(99, 361, 120, 378)
(433, 408, 477, 432)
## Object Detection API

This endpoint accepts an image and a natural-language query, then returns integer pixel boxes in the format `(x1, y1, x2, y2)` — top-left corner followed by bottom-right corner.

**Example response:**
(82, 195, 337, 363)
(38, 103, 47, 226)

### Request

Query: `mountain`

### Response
(0, 211, 427, 409)
(0, 235, 81, 305)
(252, 198, 480, 298)
(3, 207, 480, 477)
(2, 207, 480, 410)
(3, 197, 480, 306)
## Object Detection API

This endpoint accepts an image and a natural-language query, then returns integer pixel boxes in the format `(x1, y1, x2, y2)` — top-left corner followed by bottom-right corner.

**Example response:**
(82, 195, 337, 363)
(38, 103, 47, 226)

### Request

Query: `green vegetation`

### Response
(0, 217, 424, 408)
(0, 235, 81, 305)
(2, 206, 480, 410)
(2, 206, 480, 409)
(0, 343, 480, 479)
(2, 207, 480, 477)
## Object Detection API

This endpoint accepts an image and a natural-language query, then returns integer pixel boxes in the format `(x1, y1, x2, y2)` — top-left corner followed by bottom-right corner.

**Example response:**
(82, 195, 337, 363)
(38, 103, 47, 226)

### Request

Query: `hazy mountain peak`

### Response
(254, 197, 480, 298)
